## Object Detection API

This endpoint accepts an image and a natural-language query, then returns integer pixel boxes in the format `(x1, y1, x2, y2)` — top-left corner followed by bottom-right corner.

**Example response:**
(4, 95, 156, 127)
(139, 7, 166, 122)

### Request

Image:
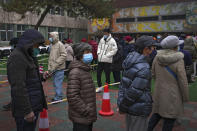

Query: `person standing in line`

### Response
(148, 36, 189, 131)
(62, 38, 74, 75)
(97, 28, 117, 87)
(45, 32, 67, 102)
(117, 35, 155, 131)
(67, 42, 97, 131)
(81, 38, 87, 43)
(122, 35, 135, 59)
(7, 29, 47, 131)
(111, 38, 124, 83)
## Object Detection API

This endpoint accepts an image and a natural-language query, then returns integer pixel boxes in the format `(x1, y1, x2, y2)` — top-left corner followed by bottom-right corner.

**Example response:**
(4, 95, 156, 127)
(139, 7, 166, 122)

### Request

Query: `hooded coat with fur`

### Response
(48, 32, 67, 73)
(152, 49, 189, 118)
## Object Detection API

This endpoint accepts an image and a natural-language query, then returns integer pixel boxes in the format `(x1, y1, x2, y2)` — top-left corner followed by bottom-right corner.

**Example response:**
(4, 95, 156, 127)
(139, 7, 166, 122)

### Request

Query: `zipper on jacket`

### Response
(100, 40, 106, 62)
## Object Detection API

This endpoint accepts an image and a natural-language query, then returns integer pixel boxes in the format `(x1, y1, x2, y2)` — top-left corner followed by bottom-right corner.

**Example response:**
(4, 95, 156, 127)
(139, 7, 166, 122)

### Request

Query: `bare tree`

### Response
(0, 0, 116, 29)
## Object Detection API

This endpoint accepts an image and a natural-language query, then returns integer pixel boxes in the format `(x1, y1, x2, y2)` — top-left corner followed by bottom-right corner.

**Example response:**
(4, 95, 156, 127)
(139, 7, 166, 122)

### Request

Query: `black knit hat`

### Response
(135, 35, 156, 49)
(103, 28, 110, 33)
(72, 42, 92, 59)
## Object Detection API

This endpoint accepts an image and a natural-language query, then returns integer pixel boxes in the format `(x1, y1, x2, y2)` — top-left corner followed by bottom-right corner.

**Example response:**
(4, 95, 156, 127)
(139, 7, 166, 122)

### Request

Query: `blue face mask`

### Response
(11, 45, 14, 49)
(104, 35, 108, 39)
(49, 38, 53, 43)
(33, 48, 40, 57)
(178, 46, 180, 51)
(157, 35, 161, 39)
(83, 53, 93, 64)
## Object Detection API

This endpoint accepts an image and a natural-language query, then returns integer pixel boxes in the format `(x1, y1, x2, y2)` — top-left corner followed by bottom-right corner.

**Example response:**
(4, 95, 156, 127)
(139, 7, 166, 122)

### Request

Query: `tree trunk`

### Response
(35, 5, 52, 30)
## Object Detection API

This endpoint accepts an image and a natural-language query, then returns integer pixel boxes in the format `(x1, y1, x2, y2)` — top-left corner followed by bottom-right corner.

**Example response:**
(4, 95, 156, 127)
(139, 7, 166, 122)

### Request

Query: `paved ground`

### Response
(0, 80, 197, 131)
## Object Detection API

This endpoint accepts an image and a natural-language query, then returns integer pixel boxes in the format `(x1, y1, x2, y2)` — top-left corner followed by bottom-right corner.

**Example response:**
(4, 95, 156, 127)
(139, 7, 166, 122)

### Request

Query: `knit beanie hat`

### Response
(72, 42, 92, 59)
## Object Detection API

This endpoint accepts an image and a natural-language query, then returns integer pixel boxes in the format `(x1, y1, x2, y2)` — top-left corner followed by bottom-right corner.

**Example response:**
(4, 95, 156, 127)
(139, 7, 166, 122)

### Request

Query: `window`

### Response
(49, 7, 55, 15)
(55, 7, 61, 15)
(162, 14, 186, 20)
(0, 23, 13, 41)
(49, 7, 64, 16)
(58, 28, 65, 41)
(137, 16, 159, 22)
(17, 25, 29, 37)
(0, 0, 11, 4)
(116, 18, 135, 23)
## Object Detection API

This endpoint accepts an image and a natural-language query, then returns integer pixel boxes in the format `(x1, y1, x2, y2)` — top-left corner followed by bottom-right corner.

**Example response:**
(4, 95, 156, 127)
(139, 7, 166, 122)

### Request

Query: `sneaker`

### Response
(96, 87, 103, 93)
(51, 98, 63, 102)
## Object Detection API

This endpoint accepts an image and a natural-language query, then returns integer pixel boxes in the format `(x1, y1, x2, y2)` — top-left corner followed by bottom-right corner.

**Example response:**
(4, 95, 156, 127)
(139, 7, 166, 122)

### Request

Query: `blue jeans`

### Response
(15, 113, 39, 131)
(53, 70, 64, 100)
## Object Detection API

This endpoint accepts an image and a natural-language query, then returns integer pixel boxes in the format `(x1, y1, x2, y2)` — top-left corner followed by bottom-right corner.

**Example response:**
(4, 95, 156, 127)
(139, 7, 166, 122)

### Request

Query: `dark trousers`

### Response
(113, 71, 121, 83)
(91, 59, 98, 70)
(15, 113, 39, 131)
(97, 62, 111, 87)
(148, 113, 176, 131)
(65, 61, 71, 76)
(73, 122, 93, 131)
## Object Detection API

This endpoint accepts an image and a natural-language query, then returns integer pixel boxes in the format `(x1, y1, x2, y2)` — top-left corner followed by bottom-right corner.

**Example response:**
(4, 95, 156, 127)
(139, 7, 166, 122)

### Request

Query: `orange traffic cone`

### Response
(99, 84, 114, 116)
(39, 109, 50, 131)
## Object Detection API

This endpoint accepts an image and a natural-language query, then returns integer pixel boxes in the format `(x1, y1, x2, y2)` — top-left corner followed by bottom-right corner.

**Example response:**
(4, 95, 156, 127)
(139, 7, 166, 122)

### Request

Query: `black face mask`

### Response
(27, 47, 34, 57)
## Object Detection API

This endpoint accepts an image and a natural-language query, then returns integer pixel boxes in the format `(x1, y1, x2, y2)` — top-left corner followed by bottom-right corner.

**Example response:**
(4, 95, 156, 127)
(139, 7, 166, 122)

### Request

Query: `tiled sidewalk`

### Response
(0, 81, 197, 131)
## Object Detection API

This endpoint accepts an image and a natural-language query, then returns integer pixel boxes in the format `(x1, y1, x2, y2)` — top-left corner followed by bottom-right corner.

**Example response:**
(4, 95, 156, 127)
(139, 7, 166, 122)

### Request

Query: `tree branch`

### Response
(35, 4, 52, 30)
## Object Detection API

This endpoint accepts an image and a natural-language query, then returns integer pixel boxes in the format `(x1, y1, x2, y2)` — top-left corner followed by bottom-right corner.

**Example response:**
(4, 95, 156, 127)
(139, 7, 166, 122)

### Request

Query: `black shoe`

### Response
(51, 98, 63, 102)
(2, 103, 11, 111)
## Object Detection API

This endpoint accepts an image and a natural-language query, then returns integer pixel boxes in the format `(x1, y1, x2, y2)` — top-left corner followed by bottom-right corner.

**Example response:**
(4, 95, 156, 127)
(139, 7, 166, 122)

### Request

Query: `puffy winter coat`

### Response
(7, 29, 47, 117)
(117, 51, 152, 117)
(123, 41, 135, 59)
(152, 49, 189, 118)
(48, 32, 67, 73)
(111, 43, 124, 71)
(97, 34, 118, 63)
(65, 43, 74, 62)
(67, 60, 97, 125)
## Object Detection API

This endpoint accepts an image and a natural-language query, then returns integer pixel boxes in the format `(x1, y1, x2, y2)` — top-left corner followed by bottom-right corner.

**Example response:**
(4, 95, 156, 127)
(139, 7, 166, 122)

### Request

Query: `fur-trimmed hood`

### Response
(156, 49, 184, 66)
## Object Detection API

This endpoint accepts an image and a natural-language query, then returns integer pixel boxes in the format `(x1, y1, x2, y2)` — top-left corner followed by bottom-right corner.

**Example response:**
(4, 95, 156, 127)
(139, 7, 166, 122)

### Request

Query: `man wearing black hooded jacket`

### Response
(7, 29, 47, 131)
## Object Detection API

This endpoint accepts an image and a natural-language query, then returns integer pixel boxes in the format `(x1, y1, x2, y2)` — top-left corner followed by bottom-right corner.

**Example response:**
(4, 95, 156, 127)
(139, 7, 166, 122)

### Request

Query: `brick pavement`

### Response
(0, 80, 197, 131)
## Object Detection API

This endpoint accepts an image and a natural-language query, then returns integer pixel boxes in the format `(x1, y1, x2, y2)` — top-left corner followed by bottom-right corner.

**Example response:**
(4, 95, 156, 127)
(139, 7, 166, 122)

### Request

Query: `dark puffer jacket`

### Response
(117, 51, 152, 117)
(7, 29, 47, 117)
(67, 60, 97, 125)
(111, 42, 124, 71)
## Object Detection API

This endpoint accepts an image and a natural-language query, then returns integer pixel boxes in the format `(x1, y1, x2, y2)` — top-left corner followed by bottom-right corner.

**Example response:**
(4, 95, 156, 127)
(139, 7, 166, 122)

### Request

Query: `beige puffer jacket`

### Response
(48, 32, 67, 73)
(65, 43, 74, 62)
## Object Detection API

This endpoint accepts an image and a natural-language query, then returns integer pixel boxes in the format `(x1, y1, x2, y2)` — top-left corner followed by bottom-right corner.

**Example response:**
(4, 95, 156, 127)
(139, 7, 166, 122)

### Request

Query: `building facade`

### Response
(0, 5, 88, 46)
(88, 0, 197, 35)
